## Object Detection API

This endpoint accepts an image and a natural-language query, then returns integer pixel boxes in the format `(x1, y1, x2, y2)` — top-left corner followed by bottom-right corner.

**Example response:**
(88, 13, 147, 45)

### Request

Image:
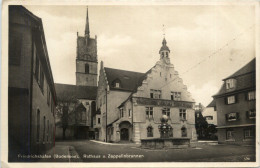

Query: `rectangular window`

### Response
(35, 56, 40, 81)
(146, 107, 153, 119)
(43, 116, 46, 142)
(244, 128, 254, 139)
(50, 96, 54, 114)
(226, 129, 234, 140)
(226, 112, 239, 121)
(150, 89, 161, 99)
(162, 108, 170, 117)
(226, 79, 235, 89)
(247, 91, 256, 100)
(47, 120, 49, 142)
(128, 109, 131, 118)
(247, 109, 256, 119)
(120, 108, 124, 118)
(98, 118, 100, 124)
(9, 31, 22, 65)
(205, 116, 213, 120)
(36, 110, 40, 142)
(179, 109, 186, 120)
(227, 95, 236, 104)
(47, 85, 50, 106)
(39, 67, 44, 93)
(171, 92, 181, 101)
(111, 127, 114, 135)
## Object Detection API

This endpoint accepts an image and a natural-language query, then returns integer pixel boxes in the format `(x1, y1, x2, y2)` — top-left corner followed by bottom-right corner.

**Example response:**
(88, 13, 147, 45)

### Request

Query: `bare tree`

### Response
(56, 93, 77, 140)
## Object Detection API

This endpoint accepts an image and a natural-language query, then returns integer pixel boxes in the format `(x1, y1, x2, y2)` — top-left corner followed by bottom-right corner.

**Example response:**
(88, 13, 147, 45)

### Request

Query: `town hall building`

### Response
(96, 38, 197, 143)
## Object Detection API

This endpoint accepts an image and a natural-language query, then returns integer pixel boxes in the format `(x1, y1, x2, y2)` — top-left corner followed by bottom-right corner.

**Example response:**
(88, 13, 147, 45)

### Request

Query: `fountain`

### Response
(141, 115, 191, 149)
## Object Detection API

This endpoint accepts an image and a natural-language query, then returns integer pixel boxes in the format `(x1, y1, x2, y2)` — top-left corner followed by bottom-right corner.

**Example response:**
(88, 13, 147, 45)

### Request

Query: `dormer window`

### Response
(226, 79, 235, 89)
(112, 79, 121, 88)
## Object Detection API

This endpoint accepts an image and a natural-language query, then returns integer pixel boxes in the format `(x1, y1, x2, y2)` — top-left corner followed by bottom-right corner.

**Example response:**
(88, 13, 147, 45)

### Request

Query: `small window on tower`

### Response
(85, 63, 89, 74)
(166, 52, 168, 57)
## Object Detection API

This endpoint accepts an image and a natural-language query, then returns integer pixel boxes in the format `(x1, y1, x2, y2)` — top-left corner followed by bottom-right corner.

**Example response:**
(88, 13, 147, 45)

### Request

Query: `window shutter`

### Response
(224, 97, 227, 105)
(235, 95, 238, 103)
(236, 112, 240, 120)
(245, 93, 248, 100)
(225, 114, 228, 121)
(246, 111, 249, 119)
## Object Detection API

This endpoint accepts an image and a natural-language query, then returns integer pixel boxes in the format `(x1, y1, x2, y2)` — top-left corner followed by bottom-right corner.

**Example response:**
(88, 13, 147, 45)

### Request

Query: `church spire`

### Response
(85, 7, 90, 37)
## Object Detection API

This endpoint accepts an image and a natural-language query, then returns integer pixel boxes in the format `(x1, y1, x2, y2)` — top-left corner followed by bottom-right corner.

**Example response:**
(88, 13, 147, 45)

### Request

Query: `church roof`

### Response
(55, 83, 97, 101)
(104, 67, 145, 91)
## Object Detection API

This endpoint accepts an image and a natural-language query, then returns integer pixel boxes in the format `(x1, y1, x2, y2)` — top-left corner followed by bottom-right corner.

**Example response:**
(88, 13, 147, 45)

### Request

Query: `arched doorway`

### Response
(120, 128, 129, 141)
(119, 121, 132, 141)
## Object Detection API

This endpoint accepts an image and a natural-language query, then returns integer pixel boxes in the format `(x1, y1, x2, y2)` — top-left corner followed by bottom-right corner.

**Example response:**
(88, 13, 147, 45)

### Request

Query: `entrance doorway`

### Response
(120, 128, 129, 141)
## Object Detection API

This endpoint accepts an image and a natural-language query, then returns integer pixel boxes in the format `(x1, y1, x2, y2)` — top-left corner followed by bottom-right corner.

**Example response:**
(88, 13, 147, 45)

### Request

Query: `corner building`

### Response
(213, 58, 256, 145)
(96, 38, 197, 143)
(8, 6, 56, 161)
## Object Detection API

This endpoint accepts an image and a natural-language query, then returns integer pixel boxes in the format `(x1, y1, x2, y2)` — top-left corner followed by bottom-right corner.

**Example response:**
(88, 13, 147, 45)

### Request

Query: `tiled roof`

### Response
(223, 58, 256, 80)
(207, 99, 216, 107)
(55, 83, 97, 101)
(104, 67, 145, 91)
(213, 58, 256, 97)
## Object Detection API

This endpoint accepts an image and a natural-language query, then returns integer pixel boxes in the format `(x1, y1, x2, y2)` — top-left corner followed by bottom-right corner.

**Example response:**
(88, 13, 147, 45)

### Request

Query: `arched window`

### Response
(43, 116, 46, 142)
(85, 63, 89, 74)
(181, 126, 187, 137)
(47, 120, 49, 142)
(36, 109, 40, 142)
(147, 126, 153, 137)
(169, 128, 173, 137)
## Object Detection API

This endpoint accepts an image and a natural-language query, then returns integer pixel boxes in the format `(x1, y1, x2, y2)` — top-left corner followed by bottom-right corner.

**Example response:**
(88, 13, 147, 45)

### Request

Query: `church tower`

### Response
(76, 8, 98, 86)
(159, 38, 171, 64)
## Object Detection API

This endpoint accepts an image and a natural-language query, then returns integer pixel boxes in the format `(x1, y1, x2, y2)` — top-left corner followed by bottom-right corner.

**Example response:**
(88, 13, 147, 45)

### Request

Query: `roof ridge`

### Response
(104, 67, 145, 74)
(223, 58, 255, 80)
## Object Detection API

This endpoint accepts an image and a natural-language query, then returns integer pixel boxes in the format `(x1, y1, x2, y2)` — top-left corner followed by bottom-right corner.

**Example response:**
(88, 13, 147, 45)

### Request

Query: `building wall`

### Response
(134, 61, 193, 102)
(128, 59, 196, 143)
(8, 6, 56, 160)
(218, 127, 255, 145)
(31, 68, 55, 153)
(202, 107, 217, 125)
(216, 92, 255, 127)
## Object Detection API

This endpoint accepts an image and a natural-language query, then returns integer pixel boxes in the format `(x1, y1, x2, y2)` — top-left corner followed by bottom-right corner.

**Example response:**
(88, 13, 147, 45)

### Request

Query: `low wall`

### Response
(141, 138, 191, 149)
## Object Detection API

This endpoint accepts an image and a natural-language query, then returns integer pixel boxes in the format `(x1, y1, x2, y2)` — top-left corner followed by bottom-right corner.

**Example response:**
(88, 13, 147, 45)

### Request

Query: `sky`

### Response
(25, 5, 256, 106)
